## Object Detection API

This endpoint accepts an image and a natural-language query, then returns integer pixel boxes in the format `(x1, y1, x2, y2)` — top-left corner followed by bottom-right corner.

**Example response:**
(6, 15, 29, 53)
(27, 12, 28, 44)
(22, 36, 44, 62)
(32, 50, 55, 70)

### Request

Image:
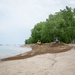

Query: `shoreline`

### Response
(0, 45, 75, 75)
(0, 45, 32, 60)
(1, 42, 73, 61)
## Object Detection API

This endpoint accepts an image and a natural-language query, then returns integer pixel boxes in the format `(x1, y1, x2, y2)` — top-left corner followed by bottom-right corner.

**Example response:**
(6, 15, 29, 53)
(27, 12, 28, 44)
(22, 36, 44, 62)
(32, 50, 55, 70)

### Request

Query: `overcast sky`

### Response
(0, 0, 75, 44)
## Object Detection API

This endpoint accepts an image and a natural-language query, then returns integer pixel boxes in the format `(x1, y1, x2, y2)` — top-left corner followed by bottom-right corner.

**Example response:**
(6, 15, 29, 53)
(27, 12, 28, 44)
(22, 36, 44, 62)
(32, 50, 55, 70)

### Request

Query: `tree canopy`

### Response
(25, 6, 75, 44)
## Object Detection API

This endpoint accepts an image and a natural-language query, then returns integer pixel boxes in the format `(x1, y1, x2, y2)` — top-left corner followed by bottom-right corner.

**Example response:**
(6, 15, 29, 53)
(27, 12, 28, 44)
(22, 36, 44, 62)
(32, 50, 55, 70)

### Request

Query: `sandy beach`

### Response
(0, 43, 75, 75)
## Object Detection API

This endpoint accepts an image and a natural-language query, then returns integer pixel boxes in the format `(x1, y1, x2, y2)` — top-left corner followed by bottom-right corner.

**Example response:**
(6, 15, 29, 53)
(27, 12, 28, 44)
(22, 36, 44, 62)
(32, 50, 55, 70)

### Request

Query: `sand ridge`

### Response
(2, 42, 72, 61)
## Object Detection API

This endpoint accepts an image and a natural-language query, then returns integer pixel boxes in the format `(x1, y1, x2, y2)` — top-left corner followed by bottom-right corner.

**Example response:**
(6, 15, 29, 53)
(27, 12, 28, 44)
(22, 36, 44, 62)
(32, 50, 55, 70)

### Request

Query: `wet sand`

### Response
(1, 43, 72, 61)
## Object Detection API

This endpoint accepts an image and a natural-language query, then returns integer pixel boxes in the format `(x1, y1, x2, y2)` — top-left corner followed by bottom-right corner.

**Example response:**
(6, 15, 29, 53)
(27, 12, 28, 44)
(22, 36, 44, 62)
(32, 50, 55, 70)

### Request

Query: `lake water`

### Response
(0, 45, 31, 59)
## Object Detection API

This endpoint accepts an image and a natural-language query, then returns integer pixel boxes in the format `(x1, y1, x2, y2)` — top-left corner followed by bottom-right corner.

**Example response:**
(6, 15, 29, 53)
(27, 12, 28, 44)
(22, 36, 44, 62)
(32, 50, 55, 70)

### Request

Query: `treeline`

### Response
(25, 6, 75, 44)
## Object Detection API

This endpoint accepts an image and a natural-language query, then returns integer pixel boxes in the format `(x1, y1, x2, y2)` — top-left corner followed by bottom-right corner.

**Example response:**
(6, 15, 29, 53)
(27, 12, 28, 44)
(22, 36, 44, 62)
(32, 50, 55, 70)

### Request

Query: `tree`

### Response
(31, 22, 45, 43)
(25, 6, 75, 44)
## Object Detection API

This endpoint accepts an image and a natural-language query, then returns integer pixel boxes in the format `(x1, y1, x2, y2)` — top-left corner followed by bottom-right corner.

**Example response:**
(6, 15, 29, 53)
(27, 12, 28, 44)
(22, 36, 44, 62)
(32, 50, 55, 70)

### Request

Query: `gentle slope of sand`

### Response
(0, 44, 75, 75)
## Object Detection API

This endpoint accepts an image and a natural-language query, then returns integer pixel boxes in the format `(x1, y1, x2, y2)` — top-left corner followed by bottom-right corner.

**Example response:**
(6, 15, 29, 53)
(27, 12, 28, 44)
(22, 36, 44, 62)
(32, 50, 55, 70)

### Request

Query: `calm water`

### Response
(0, 45, 31, 59)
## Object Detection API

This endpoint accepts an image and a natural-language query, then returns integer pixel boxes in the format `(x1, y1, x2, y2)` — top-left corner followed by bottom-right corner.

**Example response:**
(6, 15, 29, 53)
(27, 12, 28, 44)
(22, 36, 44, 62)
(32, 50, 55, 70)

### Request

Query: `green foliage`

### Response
(25, 6, 75, 44)
(31, 22, 45, 43)
(25, 37, 34, 44)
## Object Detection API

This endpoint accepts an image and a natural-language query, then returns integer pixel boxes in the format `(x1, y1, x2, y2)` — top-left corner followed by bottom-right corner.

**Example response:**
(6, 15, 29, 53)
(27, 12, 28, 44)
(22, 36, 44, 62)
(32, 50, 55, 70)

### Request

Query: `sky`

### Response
(0, 0, 75, 45)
